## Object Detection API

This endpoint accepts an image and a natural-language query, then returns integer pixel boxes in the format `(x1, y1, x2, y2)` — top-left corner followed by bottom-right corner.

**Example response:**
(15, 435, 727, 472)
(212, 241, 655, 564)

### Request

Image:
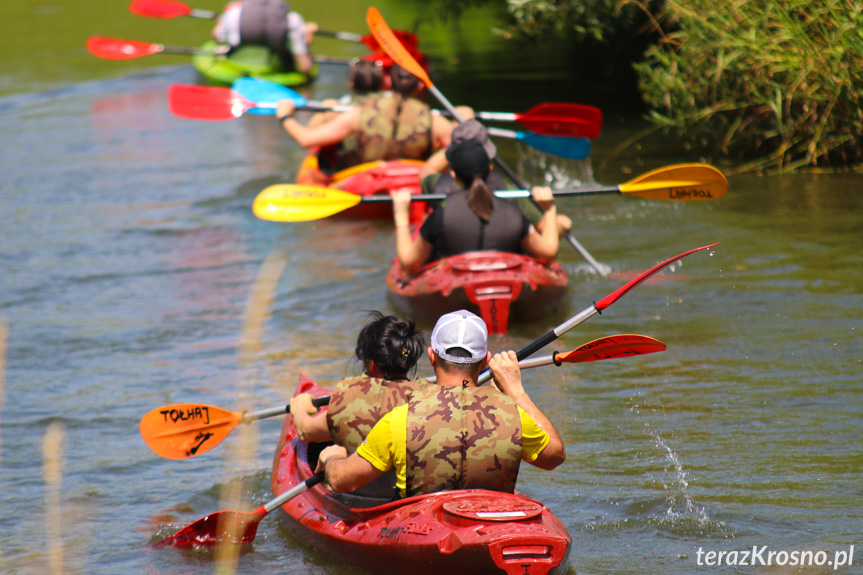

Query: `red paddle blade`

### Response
(152, 508, 264, 548)
(168, 84, 255, 121)
(596, 243, 720, 312)
(518, 103, 603, 140)
(129, 0, 191, 18)
(86, 36, 161, 60)
(557, 334, 666, 363)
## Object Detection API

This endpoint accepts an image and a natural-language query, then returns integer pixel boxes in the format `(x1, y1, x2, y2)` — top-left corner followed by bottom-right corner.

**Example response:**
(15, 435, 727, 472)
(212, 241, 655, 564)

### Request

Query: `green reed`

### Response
(633, 0, 863, 172)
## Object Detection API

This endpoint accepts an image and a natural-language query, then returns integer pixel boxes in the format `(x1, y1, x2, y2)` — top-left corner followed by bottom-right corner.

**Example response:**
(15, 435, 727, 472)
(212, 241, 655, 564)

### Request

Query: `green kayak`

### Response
(191, 40, 319, 87)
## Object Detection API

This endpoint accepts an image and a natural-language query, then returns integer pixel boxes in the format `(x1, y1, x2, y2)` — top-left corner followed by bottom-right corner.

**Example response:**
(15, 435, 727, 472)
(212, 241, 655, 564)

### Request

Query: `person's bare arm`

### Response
(293, 21, 317, 73)
(289, 393, 331, 443)
(430, 114, 454, 152)
(419, 148, 448, 182)
(488, 350, 565, 470)
(520, 187, 559, 262)
(276, 101, 359, 148)
(315, 446, 384, 492)
(306, 98, 341, 129)
(392, 189, 433, 274)
(295, 52, 314, 73)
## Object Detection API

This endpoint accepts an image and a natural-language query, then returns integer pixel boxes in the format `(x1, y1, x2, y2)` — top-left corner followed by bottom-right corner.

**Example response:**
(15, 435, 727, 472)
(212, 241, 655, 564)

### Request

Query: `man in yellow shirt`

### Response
(316, 310, 566, 498)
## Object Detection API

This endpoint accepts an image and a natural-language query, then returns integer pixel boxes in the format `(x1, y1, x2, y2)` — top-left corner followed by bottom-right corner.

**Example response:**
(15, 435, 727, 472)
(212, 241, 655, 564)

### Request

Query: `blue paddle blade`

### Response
(517, 132, 591, 160)
(231, 77, 307, 115)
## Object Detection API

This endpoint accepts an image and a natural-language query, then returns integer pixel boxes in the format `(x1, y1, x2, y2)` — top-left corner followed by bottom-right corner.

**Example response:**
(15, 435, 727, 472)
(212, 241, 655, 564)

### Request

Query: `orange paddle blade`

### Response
(366, 7, 431, 87)
(557, 334, 666, 363)
(140, 403, 243, 459)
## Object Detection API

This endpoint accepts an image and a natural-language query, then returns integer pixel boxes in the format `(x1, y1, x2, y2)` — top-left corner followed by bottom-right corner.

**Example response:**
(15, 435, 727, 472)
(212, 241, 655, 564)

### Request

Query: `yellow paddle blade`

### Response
(556, 334, 666, 363)
(140, 403, 243, 459)
(619, 163, 728, 201)
(252, 185, 363, 222)
(366, 7, 432, 88)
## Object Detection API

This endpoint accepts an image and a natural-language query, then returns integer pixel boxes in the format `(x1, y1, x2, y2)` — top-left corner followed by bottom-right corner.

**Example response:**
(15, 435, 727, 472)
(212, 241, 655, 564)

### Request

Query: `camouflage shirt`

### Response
(405, 385, 522, 497)
(327, 374, 428, 452)
(356, 92, 432, 163)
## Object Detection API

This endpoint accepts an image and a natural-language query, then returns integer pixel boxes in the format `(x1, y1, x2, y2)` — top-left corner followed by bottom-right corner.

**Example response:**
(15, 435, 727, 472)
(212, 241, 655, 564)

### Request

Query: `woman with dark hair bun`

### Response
(391, 140, 561, 275)
(349, 59, 385, 96)
(290, 312, 427, 453)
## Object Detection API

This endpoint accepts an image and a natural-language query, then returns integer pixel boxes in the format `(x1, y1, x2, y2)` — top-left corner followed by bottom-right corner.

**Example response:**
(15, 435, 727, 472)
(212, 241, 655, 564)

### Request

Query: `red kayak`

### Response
(271, 375, 572, 575)
(296, 151, 429, 221)
(386, 251, 569, 334)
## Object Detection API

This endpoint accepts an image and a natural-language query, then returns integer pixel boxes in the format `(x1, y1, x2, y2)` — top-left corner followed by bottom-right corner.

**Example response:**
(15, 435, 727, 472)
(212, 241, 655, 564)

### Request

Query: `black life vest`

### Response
(440, 191, 528, 256)
(239, 0, 290, 61)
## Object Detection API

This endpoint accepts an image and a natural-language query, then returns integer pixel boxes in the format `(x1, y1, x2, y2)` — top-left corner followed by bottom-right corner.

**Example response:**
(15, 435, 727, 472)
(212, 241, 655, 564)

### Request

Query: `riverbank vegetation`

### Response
(421, 0, 863, 173)
(635, 1, 863, 173)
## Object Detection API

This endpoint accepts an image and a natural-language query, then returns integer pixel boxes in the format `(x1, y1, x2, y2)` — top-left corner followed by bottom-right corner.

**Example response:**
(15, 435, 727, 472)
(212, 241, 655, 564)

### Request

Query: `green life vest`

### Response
(356, 92, 432, 163)
(405, 385, 522, 497)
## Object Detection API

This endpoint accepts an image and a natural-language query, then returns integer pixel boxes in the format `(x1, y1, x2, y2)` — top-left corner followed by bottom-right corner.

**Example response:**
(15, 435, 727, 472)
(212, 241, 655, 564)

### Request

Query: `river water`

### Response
(1, 1, 861, 574)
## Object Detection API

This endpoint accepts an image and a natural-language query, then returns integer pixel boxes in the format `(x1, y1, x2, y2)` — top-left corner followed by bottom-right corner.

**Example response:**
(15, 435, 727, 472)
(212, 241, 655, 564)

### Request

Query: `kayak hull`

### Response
(296, 151, 428, 221)
(191, 40, 318, 86)
(387, 251, 569, 334)
(271, 376, 572, 575)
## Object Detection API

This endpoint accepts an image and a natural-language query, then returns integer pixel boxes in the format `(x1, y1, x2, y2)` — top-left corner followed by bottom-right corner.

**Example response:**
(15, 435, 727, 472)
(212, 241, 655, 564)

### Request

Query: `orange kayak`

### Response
(296, 150, 429, 222)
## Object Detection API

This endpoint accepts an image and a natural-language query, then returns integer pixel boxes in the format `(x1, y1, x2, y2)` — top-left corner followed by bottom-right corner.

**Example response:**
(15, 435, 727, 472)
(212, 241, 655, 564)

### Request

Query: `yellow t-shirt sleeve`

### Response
(356, 404, 408, 484)
(518, 406, 550, 463)
(356, 411, 395, 472)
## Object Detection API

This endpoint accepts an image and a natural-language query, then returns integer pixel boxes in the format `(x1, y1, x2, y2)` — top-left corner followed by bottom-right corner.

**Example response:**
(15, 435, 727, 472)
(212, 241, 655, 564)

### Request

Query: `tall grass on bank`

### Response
(634, 0, 863, 172)
(420, 0, 663, 43)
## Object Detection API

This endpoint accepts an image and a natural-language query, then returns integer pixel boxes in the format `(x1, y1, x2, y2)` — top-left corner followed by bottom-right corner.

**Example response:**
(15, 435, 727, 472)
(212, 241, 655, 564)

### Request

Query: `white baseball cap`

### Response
(430, 310, 488, 364)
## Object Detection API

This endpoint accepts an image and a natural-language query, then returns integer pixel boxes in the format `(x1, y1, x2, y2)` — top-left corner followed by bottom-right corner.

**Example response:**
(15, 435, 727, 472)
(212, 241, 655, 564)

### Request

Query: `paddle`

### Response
(228, 77, 591, 158)
(476, 242, 719, 384)
(167, 83, 339, 120)
(438, 106, 602, 139)
(487, 127, 590, 160)
(86, 36, 228, 60)
(166, 80, 591, 158)
(86, 36, 353, 65)
(367, 8, 610, 275)
(142, 334, 663, 460)
(151, 471, 325, 547)
(428, 333, 666, 383)
(128, 0, 421, 51)
(460, 103, 602, 140)
(129, 0, 217, 19)
(229, 76, 583, 133)
(231, 74, 596, 137)
(251, 164, 728, 222)
(140, 396, 331, 460)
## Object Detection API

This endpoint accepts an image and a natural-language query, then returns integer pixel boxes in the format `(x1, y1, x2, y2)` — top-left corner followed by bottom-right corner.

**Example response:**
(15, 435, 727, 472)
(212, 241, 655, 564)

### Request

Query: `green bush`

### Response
(634, 0, 863, 172)
(414, 0, 662, 42)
